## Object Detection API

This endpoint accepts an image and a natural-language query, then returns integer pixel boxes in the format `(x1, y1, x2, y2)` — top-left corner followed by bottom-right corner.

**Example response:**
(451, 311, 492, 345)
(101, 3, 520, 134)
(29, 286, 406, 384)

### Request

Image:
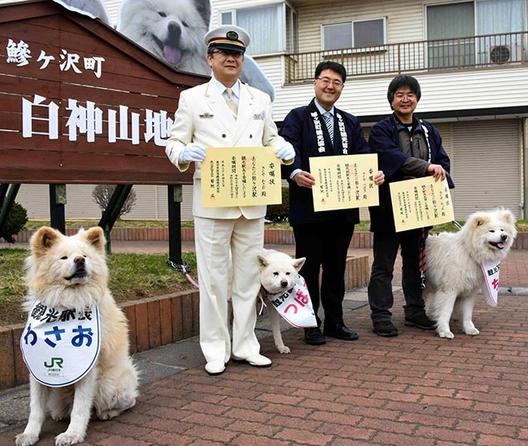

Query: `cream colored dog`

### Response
(16, 227, 138, 446)
(424, 209, 517, 339)
(257, 249, 306, 354)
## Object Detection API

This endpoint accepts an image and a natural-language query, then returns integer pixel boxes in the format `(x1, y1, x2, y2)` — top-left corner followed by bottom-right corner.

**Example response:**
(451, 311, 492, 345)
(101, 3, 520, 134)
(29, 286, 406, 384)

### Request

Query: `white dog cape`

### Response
(480, 261, 500, 307)
(21, 302, 101, 387)
(265, 276, 317, 328)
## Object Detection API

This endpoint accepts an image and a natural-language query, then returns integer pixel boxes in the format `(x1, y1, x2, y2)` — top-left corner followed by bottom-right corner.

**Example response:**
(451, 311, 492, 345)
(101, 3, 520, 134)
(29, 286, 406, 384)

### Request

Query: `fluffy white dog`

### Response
(257, 249, 306, 354)
(16, 227, 138, 446)
(424, 209, 517, 339)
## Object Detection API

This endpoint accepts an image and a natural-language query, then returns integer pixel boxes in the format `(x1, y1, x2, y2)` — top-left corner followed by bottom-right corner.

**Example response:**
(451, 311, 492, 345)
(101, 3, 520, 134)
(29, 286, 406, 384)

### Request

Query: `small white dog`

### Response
(257, 249, 306, 354)
(16, 227, 138, 446)
(424, 209, 517, 339)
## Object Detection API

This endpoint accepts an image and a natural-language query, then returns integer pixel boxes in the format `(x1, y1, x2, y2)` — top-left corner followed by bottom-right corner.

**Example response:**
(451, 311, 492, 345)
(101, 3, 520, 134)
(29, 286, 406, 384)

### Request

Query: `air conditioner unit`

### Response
(489, 45, 511, 64)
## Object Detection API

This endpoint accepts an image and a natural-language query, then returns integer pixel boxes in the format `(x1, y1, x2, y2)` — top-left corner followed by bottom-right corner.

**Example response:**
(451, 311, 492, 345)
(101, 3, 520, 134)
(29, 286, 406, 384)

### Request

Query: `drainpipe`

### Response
(523, 118, 527, 219)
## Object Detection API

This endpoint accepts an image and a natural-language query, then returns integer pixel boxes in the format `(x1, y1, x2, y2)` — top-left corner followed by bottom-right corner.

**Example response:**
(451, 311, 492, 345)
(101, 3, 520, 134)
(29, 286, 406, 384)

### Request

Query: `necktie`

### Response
(226, 88, 238, 118)
(323, 111, 334, 144)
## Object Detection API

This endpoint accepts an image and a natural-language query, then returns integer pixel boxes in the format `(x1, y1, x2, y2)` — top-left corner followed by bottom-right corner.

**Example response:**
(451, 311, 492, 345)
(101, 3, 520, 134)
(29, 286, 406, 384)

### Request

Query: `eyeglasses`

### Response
(394, 92, 416, 100)
(211, 49, 244, 59)
(316, 77, 344, 88)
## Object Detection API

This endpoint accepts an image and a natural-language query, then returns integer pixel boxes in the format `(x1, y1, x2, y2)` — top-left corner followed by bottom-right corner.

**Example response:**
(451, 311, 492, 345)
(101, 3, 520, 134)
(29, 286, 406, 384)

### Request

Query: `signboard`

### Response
(309, 154, 379, 212)
(0, 1, 206, 184)
(201, 147, 282, 207)
(390, 177, 454, 232)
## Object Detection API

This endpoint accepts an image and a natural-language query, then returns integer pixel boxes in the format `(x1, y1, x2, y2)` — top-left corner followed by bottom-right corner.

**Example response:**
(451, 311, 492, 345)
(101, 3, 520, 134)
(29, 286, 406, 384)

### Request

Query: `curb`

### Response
(12, 228, 528, 249)
(0, 256, 370, 390)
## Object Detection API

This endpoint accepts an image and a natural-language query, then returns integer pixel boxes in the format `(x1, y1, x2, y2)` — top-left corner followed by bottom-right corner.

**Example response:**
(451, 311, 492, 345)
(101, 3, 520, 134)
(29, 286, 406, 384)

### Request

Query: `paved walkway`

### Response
(1, 291, 527, 445)
(0, 242, 527, 445)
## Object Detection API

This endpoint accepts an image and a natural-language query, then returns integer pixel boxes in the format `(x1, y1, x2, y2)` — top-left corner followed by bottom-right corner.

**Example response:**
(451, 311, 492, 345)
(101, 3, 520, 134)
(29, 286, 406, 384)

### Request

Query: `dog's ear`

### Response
(195, 0, 211, 27)
(497, 209, 516, 225)
(292, 257, 306, 272)
(257, 254, 269, 270)
(470, 212, 490, 228)
(83, 226, 106, 253)
(31, 226, 61, 256)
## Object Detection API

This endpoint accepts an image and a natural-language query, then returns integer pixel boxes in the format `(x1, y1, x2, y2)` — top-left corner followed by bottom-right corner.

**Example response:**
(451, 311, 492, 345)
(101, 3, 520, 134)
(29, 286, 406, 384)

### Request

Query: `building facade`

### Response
(3, 0, 528, 220)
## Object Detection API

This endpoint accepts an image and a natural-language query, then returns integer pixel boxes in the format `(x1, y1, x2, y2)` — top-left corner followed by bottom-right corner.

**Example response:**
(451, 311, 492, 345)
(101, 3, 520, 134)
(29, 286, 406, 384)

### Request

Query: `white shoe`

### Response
(205, 361, 225, 375)
(233, 354, 272, 367)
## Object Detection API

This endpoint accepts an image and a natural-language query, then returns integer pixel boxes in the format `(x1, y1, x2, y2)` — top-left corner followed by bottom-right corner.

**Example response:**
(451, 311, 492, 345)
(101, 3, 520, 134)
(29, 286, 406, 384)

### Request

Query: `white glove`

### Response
(275, 145, 295, 161)
(179, 143, 206, 163)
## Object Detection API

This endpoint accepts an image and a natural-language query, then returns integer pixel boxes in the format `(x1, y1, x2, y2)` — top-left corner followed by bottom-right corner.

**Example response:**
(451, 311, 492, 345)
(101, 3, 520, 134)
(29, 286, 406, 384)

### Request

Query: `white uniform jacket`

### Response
(166, 80, 291, 220)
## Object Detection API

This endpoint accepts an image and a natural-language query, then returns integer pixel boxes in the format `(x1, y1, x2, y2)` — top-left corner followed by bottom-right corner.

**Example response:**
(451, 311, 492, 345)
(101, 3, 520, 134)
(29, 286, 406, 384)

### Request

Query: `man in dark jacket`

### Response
(281, 61, 384, 345)
(368, 74, 454, 337)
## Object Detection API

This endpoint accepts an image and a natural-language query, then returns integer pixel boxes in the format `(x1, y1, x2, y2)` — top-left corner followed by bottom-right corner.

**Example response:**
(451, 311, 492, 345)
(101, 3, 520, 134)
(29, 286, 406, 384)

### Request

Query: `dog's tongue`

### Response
(497, 242, 505, 249)
(163, 46, 182, 65)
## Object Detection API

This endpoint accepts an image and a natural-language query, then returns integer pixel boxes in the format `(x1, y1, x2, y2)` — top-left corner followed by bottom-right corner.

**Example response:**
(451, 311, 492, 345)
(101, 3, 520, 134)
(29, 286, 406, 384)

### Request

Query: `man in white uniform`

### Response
(165, 25, 294, 376)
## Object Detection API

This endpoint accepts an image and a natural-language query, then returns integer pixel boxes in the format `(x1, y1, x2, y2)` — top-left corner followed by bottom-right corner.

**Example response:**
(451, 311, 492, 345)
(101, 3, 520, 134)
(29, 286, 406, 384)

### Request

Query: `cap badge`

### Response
(226, 31, 239, 41)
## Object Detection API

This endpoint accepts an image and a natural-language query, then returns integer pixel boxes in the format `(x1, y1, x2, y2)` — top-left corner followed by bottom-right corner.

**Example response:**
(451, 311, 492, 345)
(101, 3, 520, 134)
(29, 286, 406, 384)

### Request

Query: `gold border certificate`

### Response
(389, 177, 454, 232)
(309, 154, 379, 212)
(201, 147, 282, 207)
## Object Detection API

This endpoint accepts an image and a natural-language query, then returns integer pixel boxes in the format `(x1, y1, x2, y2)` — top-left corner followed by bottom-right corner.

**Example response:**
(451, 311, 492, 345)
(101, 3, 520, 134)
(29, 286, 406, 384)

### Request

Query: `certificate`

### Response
(201, 147, 282, 207)
(309, 154, 379, 212)
(389, 177, 454, 232)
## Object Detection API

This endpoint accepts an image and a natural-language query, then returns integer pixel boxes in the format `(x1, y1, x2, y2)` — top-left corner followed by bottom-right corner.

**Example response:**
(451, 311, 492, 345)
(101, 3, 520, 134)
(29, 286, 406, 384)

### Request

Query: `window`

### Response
(322, 18, 385, 51)
(219, 3, 297, 56)
(426, 0, 527, 67)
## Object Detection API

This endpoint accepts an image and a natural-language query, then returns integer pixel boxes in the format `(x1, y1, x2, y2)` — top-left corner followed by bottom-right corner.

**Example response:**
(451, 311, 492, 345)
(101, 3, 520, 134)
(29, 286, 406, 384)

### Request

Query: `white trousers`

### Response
(194, 216, 264, 364)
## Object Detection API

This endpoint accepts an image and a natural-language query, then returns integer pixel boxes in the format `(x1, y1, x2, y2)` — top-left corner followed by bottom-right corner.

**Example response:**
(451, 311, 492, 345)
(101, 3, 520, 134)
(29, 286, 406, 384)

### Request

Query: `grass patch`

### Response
(0, 249, 197, 326)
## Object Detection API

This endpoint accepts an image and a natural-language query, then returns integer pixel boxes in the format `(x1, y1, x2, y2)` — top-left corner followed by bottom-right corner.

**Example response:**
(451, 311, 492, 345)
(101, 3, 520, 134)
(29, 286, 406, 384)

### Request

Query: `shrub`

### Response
(0, 201, 28, 243)
(92, 185, 137, 218)
(266, 187, 290, 223)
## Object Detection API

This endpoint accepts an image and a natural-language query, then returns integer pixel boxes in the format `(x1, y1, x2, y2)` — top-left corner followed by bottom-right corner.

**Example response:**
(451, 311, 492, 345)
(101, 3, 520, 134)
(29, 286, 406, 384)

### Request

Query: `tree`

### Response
(91, 185, 137, 218)
(0, 202, 28, 243)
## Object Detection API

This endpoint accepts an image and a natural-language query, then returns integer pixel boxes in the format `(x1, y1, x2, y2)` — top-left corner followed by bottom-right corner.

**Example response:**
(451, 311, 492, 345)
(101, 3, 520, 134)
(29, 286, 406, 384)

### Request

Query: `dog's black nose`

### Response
(501, 234, 508, 241)
(280, 280, 288, 288)
(74, 256, 85, 265)
(167, 22, 181, 42)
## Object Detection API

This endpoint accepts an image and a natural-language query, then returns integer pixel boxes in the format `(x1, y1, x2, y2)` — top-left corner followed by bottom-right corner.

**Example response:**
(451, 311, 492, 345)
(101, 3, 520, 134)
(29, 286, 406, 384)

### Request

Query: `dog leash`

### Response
(167, 258, 200, 289)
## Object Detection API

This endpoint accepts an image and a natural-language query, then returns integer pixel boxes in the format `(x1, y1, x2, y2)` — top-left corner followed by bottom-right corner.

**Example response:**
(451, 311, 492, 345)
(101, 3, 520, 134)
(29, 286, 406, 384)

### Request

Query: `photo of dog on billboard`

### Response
(55, 0, 276, 100)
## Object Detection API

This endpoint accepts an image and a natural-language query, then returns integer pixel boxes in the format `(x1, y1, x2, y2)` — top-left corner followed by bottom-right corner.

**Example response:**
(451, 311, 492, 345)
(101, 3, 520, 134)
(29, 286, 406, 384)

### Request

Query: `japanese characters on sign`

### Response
(201, 147, 282, 207)
(20, 303, 101, 388)
(4, 38, 174, 148)
(309, 154, 379, 212)
(389, 177, 454, 232)
(22, 95, 173, 147)
(6, 39, 105, 78)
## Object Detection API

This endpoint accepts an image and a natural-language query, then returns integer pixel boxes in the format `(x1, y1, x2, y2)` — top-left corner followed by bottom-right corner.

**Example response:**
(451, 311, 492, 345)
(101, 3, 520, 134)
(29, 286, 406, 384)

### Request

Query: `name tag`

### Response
(21, 302, 101, 387)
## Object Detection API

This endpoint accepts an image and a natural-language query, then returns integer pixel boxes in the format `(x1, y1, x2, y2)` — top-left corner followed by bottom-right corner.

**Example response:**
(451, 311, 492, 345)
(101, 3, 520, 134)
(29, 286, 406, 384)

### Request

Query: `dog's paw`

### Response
(276, 345, 291, 354)
(464, 326, 480, 336)
(438, 329, 455, 339)
(55, 431, 85, 446)
(98, 408, 122, 420)
(15, 432, 39, 446)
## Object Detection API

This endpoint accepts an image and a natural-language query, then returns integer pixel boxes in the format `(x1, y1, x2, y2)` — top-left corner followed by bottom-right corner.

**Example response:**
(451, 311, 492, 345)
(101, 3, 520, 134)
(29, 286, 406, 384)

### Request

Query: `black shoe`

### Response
(405, 313, 436, 330)
(372, 320, 399, 337)
(304, 327, 326, 345)
(323, 323, 359, 341)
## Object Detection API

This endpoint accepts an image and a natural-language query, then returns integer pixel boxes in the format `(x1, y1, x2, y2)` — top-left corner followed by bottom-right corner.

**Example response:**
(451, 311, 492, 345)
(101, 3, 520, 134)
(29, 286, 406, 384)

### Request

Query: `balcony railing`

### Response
(285, 31, 528, 83)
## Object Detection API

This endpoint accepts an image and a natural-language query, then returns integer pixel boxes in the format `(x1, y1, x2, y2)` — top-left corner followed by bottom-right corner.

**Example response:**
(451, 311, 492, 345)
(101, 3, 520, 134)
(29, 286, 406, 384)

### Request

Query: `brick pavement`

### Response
(1, 291, 527, 446)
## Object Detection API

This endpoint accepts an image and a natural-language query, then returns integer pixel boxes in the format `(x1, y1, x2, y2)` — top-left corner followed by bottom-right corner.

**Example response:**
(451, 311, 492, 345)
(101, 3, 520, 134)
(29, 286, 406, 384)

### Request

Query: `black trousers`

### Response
(293, 223, 354, 327)
(367, 230, 425, 322)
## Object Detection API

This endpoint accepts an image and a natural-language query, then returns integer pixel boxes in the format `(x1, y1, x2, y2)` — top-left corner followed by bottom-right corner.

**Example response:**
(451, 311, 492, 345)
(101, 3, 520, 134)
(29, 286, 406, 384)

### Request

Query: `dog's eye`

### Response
(60, 256, 68, 260)
(286, 272, 291, 275)
(273, 272, 279, 276)
(158, 11, 167, 17)
(489, 230, 495, 233)
(182, 21, 189, 27)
